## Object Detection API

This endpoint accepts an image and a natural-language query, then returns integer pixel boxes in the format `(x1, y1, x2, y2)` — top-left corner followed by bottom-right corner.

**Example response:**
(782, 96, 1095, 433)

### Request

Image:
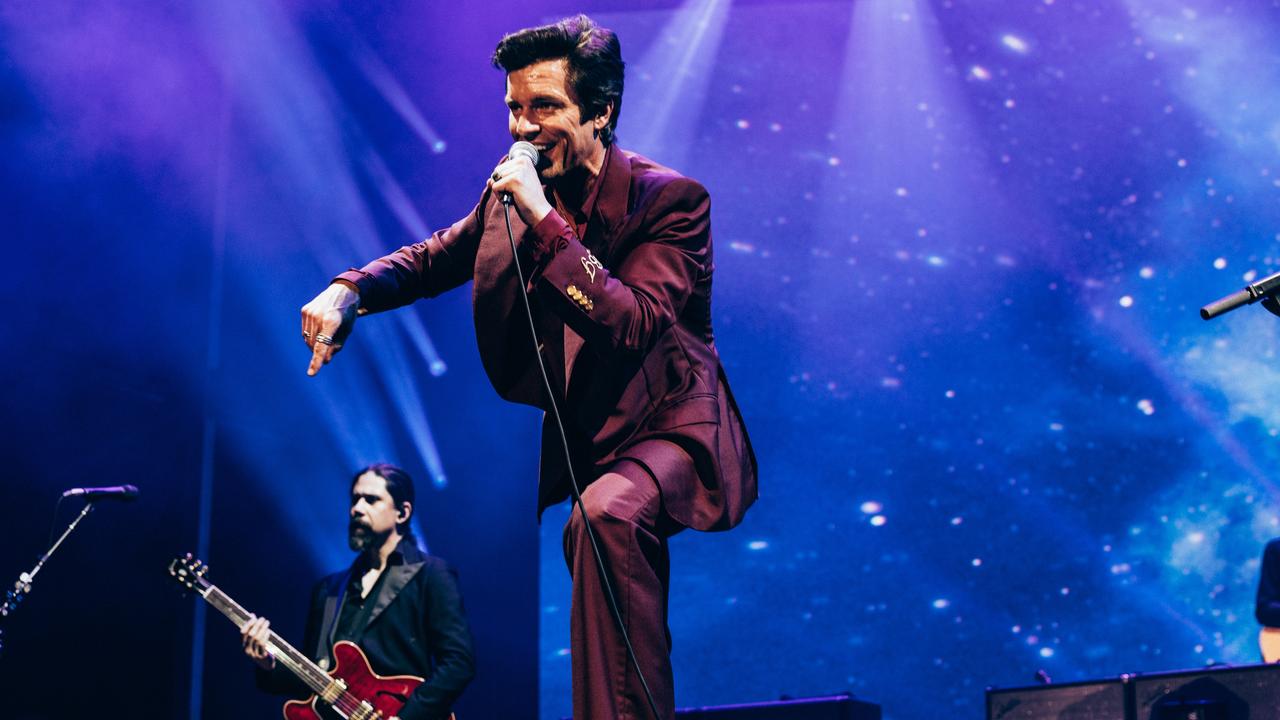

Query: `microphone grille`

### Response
(509, 141, 539, 165)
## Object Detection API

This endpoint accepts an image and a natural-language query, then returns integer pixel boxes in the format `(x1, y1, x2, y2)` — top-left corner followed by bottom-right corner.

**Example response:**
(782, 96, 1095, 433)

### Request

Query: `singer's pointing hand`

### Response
(488, 155, 552, 226)
(301, 283, 360, 376)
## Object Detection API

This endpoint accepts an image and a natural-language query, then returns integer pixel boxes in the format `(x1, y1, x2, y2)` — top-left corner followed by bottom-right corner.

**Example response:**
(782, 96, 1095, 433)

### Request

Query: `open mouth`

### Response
(532, 144, 555, 170)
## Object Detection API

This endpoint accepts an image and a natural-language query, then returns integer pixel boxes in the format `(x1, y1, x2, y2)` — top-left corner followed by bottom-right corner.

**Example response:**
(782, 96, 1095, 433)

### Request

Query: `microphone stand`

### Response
(0, 501, 96, 657)
(1201, 269, 1280, 320)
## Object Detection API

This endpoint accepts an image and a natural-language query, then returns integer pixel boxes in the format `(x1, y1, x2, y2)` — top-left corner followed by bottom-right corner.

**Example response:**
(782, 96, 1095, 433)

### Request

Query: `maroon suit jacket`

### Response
(336, 144, 756, 531)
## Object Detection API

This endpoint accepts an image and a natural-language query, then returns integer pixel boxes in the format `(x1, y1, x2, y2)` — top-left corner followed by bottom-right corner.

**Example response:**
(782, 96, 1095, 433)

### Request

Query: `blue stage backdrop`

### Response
(1, 1, 1279, 719)
(540, 0, 1280, 717)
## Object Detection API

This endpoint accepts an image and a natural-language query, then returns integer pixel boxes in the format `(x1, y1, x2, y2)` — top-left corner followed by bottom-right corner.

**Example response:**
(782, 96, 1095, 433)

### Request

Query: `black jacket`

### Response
(258, 538, 475, 720)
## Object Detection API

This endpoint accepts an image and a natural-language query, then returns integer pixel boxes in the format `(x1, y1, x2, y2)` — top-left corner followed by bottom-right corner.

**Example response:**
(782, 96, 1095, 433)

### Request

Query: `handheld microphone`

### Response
(501, 141, 540, 206)
(61, 484, 140, 501)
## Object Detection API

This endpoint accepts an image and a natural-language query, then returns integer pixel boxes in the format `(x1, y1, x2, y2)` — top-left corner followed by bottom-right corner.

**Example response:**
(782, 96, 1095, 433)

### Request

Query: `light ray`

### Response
(620, 0, 730, 169)
(349, 37, 448, 154)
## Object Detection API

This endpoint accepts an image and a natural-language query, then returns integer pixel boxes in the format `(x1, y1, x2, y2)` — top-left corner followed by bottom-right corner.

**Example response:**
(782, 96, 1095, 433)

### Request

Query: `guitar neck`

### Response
(198, 584, 332, 696)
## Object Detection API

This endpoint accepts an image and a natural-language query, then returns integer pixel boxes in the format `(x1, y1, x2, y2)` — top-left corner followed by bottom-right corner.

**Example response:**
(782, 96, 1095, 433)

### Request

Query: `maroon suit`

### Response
(335, 143, 756, 718)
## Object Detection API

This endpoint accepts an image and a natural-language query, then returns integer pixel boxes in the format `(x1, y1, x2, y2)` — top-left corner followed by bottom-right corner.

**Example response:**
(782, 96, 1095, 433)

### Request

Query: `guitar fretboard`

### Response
(200, 584, 333, 697)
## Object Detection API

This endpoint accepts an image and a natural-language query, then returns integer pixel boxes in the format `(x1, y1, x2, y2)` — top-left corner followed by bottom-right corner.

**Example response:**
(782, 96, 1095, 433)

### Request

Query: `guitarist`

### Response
(242, 463, 475, 719)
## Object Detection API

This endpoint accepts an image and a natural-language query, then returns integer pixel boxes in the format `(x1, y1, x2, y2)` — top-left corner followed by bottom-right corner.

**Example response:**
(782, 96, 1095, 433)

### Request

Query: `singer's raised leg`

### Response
(562, 463, 675, 720)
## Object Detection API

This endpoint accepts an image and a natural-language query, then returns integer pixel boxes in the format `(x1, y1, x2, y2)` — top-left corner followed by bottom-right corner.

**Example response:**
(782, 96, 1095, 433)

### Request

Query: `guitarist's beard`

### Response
(348, 520, 388, 552)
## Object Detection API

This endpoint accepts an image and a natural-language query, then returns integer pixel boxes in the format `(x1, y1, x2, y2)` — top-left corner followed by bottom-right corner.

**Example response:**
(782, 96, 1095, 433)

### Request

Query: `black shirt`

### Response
(332, 558, 391, 650)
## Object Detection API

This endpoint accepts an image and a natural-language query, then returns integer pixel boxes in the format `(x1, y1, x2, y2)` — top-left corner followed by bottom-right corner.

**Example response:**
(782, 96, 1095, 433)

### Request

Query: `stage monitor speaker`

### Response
(1130, 663, 1280, 720)
(986, 678, 1128, 720)
(674, 693, 880, 719)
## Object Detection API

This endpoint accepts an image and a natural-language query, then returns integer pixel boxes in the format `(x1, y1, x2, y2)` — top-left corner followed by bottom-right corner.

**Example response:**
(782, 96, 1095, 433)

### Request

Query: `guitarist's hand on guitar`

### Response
(241, 614, 276, 671)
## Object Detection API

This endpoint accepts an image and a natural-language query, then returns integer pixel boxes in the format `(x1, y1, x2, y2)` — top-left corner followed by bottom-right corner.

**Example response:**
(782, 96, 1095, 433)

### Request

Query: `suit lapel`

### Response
(594, 145, 632, 245)
(314, 572, 349, 665)
(365, 559, 424, 630)
(473, 190, 548, 406)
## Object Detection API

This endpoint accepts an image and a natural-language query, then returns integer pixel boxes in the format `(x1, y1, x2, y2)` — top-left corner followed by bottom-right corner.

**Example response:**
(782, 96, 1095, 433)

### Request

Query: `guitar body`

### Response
(1261, 627, 1280, 663)
(282, 641, 422, 720)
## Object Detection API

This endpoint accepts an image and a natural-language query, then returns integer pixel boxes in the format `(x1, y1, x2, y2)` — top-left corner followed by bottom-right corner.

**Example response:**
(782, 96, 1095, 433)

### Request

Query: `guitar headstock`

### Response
(168, 553, 212, 594)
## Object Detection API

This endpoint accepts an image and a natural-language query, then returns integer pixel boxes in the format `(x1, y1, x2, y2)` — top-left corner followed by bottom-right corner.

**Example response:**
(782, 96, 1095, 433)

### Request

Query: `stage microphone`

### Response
(1201, 269, 1280, 320)
(61, 484, 139, 501)
(500, 141, 540, 206)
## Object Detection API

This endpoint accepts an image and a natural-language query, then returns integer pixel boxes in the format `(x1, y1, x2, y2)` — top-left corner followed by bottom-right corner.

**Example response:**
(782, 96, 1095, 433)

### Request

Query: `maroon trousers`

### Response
(563, 460, 681, 720)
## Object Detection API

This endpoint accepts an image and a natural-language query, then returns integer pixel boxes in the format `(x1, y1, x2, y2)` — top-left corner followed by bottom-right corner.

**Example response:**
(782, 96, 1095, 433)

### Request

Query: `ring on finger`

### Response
(303, 331, 312, 339)
(492, 171, 500, 181)
(315, 333, 335, 346)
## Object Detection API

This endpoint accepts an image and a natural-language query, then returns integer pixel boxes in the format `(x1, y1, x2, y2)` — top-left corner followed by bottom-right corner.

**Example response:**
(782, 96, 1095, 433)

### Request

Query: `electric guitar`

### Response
(169, 554, 449, 720)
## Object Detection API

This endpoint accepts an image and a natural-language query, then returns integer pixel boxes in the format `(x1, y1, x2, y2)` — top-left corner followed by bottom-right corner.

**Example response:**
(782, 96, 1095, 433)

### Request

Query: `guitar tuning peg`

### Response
(197, 565, 209, 577)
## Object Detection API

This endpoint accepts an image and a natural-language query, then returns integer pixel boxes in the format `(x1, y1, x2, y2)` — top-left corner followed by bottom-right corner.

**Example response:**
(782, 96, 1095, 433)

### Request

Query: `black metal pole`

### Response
(0, 502, 96, 657)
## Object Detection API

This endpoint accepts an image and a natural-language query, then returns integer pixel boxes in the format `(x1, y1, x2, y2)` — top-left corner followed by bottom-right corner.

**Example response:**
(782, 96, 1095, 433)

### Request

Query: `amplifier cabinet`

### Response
(1130, 664, 1280, 720)
(986, 678, 1128, 720)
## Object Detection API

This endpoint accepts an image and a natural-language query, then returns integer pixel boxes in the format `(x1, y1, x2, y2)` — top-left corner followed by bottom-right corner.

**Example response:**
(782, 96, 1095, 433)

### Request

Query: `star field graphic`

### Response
(528, 1, 1280, 718)
(3, 0, 1280, 718)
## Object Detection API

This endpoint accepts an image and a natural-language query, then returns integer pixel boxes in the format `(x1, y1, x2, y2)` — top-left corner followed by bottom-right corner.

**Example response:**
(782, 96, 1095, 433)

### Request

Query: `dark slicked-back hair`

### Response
(492, 14, 625, 146)
(352, 463, 416, 535)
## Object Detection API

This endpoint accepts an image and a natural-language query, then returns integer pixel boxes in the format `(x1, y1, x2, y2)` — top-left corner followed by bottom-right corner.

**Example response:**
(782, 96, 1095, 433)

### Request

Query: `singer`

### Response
(300, 15, 756, 719)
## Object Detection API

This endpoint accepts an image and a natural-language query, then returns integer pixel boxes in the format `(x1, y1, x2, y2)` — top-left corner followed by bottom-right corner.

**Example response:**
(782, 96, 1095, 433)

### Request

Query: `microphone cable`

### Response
(501, 197, 663, 720)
